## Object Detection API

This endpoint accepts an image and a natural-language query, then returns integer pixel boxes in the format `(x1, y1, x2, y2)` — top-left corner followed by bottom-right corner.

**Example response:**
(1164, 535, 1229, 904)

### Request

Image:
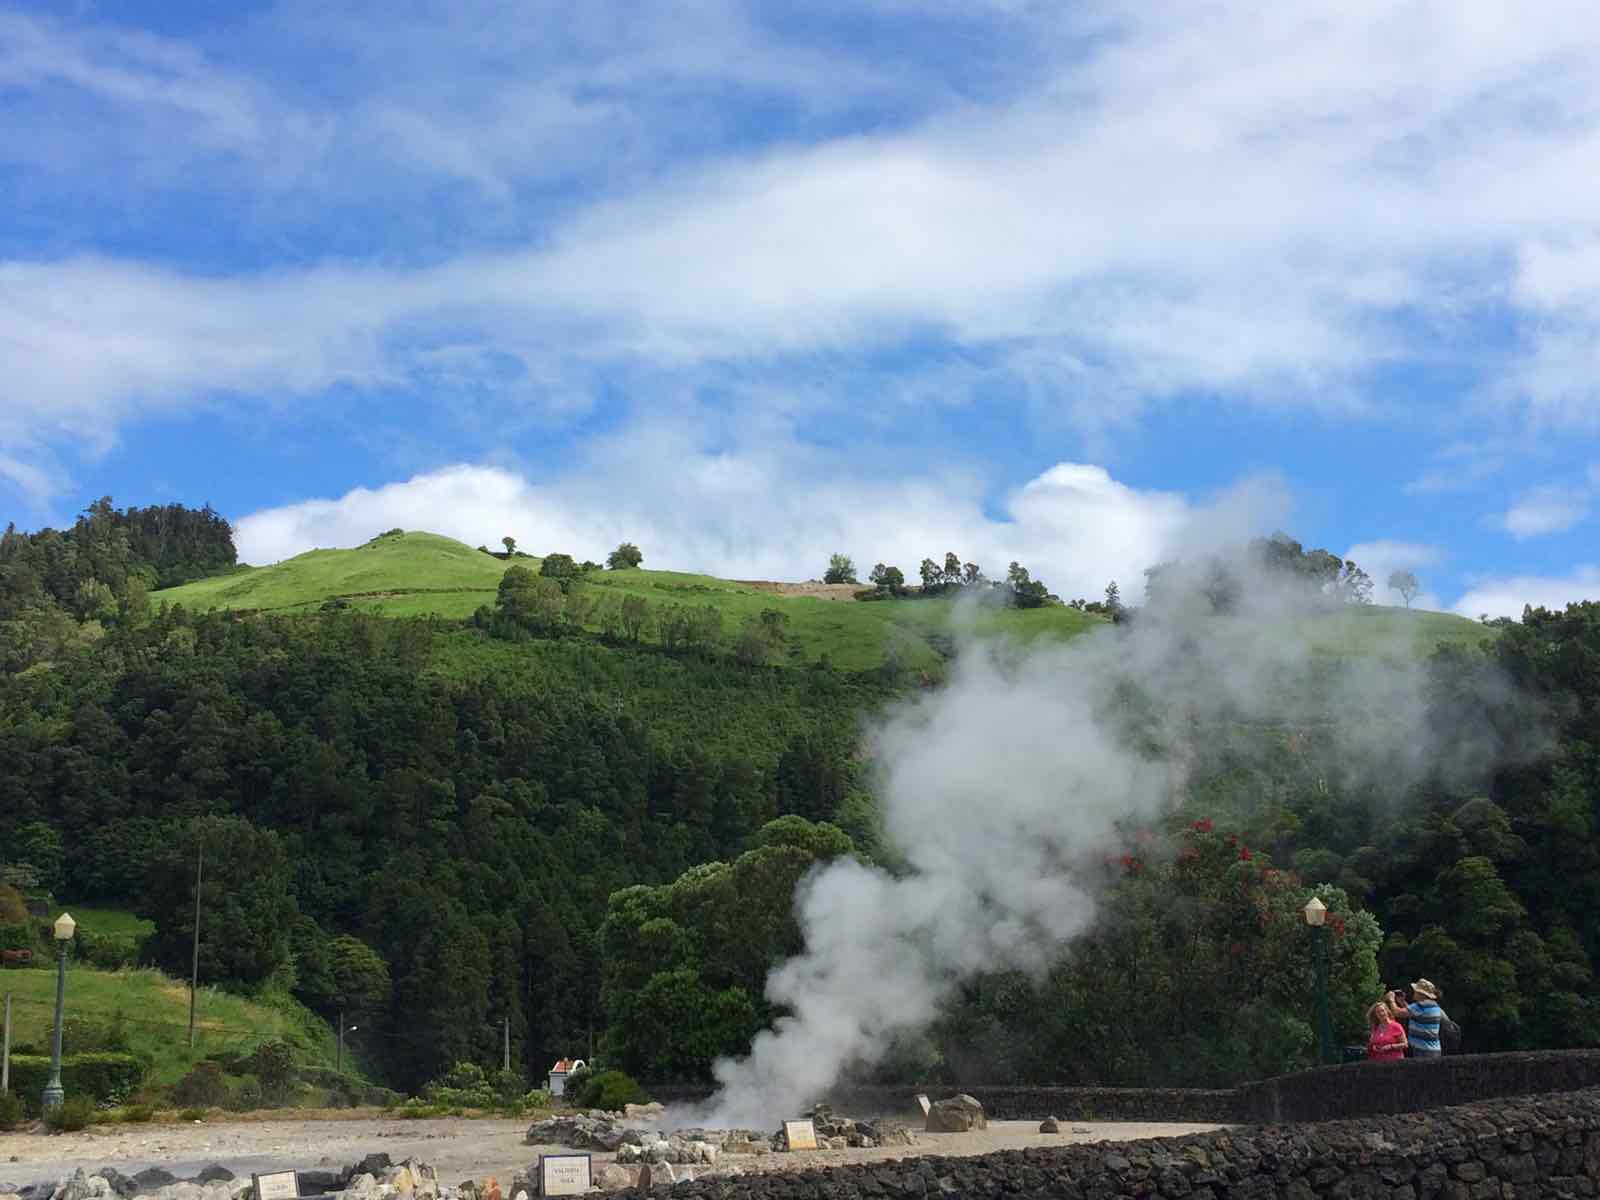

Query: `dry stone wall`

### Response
(609, 1086, 1600, 1199)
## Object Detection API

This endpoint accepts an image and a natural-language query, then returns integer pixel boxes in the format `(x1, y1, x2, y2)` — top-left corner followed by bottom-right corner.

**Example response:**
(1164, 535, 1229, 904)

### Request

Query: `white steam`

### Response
(700, 557, 1511, 1129)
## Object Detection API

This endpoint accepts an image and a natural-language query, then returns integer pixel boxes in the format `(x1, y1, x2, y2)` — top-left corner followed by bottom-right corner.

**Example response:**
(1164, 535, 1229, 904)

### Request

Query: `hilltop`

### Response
(153, 530, 1488, 670)
(154, 530, 1110, 670)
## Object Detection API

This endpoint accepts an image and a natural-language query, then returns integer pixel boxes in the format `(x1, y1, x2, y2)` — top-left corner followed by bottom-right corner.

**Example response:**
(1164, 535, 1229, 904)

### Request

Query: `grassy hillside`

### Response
(1, 962, 339, 1086)
(157, 532, 1111, 670)
(155, 531, 1491, 671)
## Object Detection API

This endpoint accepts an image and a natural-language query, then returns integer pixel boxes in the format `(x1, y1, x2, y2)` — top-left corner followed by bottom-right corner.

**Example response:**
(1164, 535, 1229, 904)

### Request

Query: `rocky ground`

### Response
(0, 1110, 1225, 1196)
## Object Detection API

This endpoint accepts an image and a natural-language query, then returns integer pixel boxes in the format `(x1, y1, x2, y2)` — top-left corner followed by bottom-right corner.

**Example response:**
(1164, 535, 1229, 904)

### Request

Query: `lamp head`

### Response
(54, 912, 77, 941)
(1302, 897, 1327, 927)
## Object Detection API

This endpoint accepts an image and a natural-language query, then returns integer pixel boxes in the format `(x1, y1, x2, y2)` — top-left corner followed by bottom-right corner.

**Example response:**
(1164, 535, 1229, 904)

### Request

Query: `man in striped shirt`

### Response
(1405, 979, 1445, 1057)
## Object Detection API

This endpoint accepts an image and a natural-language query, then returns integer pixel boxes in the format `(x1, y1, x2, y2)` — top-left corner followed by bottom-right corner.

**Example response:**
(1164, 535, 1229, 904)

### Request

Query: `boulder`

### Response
(925, 1094, 987, 1133)
(621, 1102, 665, 1123)
(524, 1114, 625, 1151)
(52, 1172, 114, 1200)
(96, 1172, 135, 1199)
(132, 1172, 178, 1196)
(592, 1165, 635, 1192)
(352, 1157, 392, 1183)
(1040, 1118, 1061, 1133)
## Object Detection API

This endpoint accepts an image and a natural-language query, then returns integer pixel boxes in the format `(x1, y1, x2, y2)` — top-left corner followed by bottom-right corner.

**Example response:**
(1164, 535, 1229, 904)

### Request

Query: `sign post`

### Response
(782, 1119, 819, 1151)
(253, 1171, 300, 1200)
(915, 1093, 931, 1116)
(539, 1154, 592, 1197)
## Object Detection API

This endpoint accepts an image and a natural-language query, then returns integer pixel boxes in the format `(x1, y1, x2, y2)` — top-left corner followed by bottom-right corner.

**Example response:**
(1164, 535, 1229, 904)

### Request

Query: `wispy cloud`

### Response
(1452, 566, 1600, 620)
(6, 1, 1600, 508)
(1491, 483, 1592, 538)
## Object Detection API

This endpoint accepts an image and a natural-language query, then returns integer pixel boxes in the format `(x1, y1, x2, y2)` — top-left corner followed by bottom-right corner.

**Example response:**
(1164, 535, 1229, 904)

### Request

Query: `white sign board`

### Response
(539, 1154, 591, 1197)
(915, 1093, 931, 1116)
(254, 1172, 300, 1200)
(783, 1119, 819, 1151)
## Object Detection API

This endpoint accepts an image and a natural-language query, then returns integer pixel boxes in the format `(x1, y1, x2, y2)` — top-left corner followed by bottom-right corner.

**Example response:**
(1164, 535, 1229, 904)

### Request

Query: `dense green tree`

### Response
(823, 554, 857, 584)
(607, 542, 643, 570)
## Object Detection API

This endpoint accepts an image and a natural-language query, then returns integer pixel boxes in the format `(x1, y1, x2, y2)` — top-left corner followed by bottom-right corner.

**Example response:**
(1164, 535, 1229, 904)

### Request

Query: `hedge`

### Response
(4, 1052, 146, 1106)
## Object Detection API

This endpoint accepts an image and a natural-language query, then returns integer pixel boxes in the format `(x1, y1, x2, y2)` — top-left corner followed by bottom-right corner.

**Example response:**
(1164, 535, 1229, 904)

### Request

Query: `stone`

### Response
(1454, 1165, 1487, 1184)
(621, 1102, 665, 1123)
(925, 1094, 987, 1133)
(353, 1159, 391, 1183)
(192, 1171, 233, 1187)
(1041, 1119, 1061, 1134)
(479, 1179, 500, 1200)
(132, 1173, 179, 1196)
(591, 1165, 634, 1192)
(524, 1115, 626, 1152)
(96, 1172, 135, 1199)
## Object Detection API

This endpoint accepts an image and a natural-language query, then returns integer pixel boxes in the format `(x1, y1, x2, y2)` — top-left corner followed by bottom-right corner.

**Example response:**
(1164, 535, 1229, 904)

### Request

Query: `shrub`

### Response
(425, 1060, 498, 1109)
(252, 1039, 297, 1102)
(5, 1053, 145, 1105)
(0, 1090, 24, 1131)
(44, 1095, 96, 1132)
(170, 1061, 230, 1109)
(76, 931, 143, 970)
(225, 1076, 263, 1112)
(116, 1103, 155, 1123)
(178, 1107, 208, 1122)
(520, 1088, 554, 1111)
(574, 1069, 648, 1113)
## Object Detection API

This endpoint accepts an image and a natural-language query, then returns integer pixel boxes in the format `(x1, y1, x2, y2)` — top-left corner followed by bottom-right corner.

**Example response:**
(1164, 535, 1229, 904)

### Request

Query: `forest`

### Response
(0, 500, 1596, 1093)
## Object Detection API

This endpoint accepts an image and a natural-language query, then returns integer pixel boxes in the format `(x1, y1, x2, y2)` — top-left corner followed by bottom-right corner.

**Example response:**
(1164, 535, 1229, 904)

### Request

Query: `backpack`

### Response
(1440, 1015, 1462, 1053)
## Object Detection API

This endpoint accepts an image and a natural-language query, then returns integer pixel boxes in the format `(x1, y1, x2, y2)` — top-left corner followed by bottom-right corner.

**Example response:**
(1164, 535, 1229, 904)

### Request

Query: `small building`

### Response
(547, 1058, 585, 1097)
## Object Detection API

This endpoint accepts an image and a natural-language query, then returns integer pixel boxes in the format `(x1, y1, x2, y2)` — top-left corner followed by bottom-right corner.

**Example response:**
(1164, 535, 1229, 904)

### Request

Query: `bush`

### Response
(115, 1103, 155, 1123)
(170, 1061, 230, 1109)
(424, 1060, 500, 1109)
(574, 1069, 648, 1113)
(76, 931, 143, 969)
(44, 1095, 96, 1132)
(225, 1076, 263, 1112)
(521, 1088, 554, 1111)
(177, 1107, 208, 1122)
(5, 1052, 145, 1105)
(252, 1039, 297, 1103)
(0, 1090, 24, 1130)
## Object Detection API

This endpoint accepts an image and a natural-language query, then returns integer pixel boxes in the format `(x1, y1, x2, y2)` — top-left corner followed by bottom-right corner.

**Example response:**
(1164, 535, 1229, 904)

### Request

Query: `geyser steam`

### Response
(701, 556, 1503, 1130)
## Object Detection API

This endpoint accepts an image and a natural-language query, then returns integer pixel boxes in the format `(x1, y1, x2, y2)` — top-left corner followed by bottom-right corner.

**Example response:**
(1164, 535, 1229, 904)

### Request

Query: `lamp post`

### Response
(41, 912, 76, 1112)
(337, 1013, 358, 1074)
(1303, 897, 1336, 1065)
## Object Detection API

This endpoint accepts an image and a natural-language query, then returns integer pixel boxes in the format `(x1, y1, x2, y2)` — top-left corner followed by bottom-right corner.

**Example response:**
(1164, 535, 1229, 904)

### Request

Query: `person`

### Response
(1366, 999, 1408, 1061)
(1403, 978, 1447, 1058)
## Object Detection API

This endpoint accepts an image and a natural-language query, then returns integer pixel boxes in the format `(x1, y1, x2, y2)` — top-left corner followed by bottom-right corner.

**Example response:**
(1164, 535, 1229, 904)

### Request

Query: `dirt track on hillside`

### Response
(734, 581, 861, 601)
(0, 1115, 1226, 1190)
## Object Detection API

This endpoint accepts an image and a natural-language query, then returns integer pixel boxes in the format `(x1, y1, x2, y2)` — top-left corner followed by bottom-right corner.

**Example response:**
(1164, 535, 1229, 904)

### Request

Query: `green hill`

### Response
(154, 531, 1489, 671)
(156, 531, 1109, 670)
(1, 960, 340, 1087)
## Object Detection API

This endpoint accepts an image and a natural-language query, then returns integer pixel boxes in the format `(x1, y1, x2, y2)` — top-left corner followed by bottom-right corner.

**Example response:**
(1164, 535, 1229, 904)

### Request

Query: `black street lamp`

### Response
(41, 912, 76, 1112)
(1303, 897, 1336, 1065)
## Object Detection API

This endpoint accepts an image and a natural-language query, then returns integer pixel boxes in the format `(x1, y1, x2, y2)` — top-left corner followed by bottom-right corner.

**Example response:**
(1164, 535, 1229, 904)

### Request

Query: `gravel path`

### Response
(0, 1115, 1227, 1192)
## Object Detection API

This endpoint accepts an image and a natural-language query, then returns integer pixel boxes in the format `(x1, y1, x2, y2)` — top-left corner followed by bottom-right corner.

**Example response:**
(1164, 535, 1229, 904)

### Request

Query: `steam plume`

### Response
(701, 552, 1511, 1129)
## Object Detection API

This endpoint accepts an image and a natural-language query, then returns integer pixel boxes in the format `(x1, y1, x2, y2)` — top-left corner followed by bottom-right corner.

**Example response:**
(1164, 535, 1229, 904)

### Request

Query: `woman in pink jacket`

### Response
(1367, 998, 1409, 1061)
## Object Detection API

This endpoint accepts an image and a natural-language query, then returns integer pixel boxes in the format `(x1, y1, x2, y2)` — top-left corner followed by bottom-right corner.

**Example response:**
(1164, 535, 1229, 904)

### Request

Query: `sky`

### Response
(3, 1, 1600, 617)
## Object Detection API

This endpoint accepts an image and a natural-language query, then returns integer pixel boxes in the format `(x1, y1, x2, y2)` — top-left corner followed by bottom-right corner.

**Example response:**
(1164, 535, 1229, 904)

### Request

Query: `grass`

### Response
(153, 530, 1491, 671)
(0, 964, 339, 1086)
(53, 904, 155, 939)
(154, 531, 1114, 670)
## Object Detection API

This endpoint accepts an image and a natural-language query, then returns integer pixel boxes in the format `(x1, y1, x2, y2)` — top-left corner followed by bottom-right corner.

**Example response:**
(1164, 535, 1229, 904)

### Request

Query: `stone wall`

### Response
(610, 1086, 1600, 1198)
(649, 1051, 1600, 1125)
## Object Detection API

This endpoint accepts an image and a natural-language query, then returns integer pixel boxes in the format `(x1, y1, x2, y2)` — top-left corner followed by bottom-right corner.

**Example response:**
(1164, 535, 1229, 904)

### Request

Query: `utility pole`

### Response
(503, 1016, 510, 1073)
(188, 837, 203, 1048)
(337, 1009, 345, 1074)
(2, 992, 11, 1094)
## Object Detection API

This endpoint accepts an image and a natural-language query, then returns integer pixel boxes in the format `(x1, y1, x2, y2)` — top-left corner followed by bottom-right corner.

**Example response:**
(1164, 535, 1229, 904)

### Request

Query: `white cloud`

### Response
(1452, 566, 1600, 620)
(1343, 539, 1445, 608)
(1492, 483, 1592, 539)
(234, 440, 1274, 605)
(2, 0, 1600, 468)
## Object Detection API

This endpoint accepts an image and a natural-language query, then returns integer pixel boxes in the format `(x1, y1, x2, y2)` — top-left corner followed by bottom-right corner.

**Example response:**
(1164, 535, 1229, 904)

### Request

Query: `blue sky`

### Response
(4, 1, 1600, 615)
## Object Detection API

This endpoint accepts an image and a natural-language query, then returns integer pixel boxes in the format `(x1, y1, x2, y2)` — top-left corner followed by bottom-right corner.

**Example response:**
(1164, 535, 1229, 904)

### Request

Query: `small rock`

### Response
(1040, 1118, 1061, 1133)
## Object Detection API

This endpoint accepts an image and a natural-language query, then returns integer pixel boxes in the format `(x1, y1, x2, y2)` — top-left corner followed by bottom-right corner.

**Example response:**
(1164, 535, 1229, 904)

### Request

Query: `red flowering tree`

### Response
(938, 820, 1382, 1087)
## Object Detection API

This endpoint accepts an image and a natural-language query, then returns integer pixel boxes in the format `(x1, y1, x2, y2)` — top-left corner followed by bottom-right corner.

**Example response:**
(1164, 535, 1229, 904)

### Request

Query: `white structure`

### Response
(547, 1057, 585, 1096)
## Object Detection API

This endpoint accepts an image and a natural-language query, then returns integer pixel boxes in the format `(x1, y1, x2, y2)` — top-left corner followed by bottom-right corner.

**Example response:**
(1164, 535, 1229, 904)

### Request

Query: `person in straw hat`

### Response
(1401, 979, 1446, 1057)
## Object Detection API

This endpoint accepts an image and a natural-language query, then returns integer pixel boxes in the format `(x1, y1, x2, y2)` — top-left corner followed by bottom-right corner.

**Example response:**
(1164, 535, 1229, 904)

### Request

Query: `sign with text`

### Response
(915, 1093, 931, 1116)
(539, 1154, 592, 1197)
(783, 1119, 819, 1151)
(254, 1172, 300, 1200)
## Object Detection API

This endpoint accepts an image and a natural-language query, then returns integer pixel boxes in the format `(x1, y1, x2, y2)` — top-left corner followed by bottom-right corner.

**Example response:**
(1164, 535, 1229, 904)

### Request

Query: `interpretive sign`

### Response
(783, 1119, 819, 1151)
(915, 1093, 931, 1116)
(254, 1172, 300, 1200)
(539, 1154, 592, 1197)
